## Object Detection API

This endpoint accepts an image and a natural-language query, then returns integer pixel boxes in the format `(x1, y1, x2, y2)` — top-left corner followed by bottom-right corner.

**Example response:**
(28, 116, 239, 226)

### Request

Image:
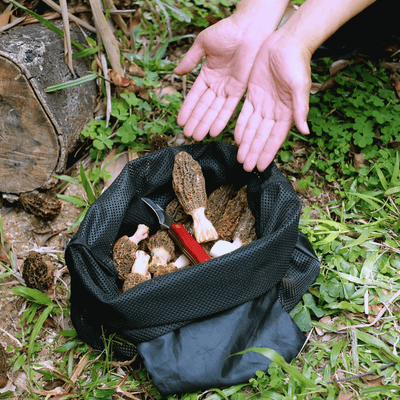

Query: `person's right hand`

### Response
(235, 34, 312, 172)
(174, 16, 269, 142)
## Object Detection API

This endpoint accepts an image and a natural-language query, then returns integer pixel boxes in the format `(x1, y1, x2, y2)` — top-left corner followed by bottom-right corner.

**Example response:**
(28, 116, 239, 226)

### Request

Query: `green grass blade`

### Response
(57, 194, 88, 208)
(11, 286, 54, 306)
(79, 162, 96, 204)
(391, 150, 399, 184)
(206, 384, 247, 400)
(53, 174, 81, 186)
(374, 164, 388, 190)
(234, 348, 316, 388)
(7, 0, 85, 50)
(0, 213, 4, 248)
(46, 73, 98, 92)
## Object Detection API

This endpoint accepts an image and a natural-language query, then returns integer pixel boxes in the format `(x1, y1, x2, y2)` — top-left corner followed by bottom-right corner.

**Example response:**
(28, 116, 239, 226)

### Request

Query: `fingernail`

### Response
(303, 121, 310, 134)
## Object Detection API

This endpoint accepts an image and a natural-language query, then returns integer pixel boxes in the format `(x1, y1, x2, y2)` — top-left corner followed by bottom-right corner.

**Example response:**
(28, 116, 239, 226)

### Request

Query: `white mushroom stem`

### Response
(188, 206, 218, 243)
(210, 240, 241, 258)
(132, 250, 150, 276)
(172, 254, 191, 269)
(129, 224, 149, 244)
(151, 247, 172, 267)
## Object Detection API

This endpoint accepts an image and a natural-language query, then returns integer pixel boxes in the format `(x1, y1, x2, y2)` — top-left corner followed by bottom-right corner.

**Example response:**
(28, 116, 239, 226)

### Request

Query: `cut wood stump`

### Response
(0, 22, 97, 194)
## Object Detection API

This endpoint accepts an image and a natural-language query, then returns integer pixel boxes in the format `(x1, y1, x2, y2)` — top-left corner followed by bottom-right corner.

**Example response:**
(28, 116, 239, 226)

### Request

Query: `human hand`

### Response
(174, 17, 268, 141)
(235, 34, 312, 172)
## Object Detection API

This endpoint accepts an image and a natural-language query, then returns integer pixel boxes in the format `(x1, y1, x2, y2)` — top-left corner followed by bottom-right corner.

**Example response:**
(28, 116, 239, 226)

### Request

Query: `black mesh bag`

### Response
(65, 142, 320, 395)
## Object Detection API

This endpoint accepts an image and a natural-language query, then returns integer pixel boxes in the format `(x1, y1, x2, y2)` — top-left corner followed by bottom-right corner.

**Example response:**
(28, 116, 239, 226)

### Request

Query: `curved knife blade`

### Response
(142, 197, 211, 264)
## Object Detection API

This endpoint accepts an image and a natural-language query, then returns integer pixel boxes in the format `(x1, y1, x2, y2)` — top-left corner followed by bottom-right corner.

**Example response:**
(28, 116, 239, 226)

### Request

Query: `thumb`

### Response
(292, 83, 310, 135)
(174, 37, 206, 76)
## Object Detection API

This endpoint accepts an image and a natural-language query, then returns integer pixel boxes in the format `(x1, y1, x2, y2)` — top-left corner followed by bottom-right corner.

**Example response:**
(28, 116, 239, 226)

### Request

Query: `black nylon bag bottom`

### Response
(137, 286, 305, 396)
(65, 142, 320, 391)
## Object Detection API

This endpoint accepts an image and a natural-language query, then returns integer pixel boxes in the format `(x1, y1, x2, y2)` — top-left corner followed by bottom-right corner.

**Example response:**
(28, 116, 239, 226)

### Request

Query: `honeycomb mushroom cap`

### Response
(215, 186, 248, 242)
(153, 263, 178, 277)
(122, 272, 149, 292)
(0, 344, 7, 389)
(232, 205, 256, 246)
(172, 151, 207, 213)
(148, 231, 175, 260)
(205, 184, 234, 226)
(22, 251, 54, 292)
(19, 192, 62, 221)
(112, 236, 138, 280)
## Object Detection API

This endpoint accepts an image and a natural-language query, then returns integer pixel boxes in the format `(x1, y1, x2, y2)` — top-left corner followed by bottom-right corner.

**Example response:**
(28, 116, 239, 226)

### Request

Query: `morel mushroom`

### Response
(153, 263, 178, 277)
(113, 224, 149, 280)
(231, 205, 256, 247)
(147, 230, 175, 273)
(122, 250, 151, 292)
(214, 186, 248, 242)
(0, 343, 8, 389)
(210, 204, 256, 257)
(19, 192, 62, 221)
(172, 151, 218, 243)
(22, 251, 54, 292)
(205, 184, 234, 227)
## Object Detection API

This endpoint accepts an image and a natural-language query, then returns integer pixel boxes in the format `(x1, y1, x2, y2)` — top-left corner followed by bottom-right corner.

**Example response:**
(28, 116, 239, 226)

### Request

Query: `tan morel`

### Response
(113, 224, 149, 280)
(205, 184, 234, 227)
(172, 151, 218, 243)
(232, 205, 256, 247)
(147, 230, 175, 274)
(153, 263, 179, 277)
(215, 186, 248, 242)
(0, 343, 8, 389)
(22, 251, 54, 292)
(122, 250, 151, 292)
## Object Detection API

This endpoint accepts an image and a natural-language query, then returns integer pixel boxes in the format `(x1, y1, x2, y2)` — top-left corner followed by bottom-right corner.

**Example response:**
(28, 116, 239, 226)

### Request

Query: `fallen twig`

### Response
(0, 16, 25, 33)
(326, 362, 396, 384)
(41, 0, 96, 33)
(338, 289, 400, 331)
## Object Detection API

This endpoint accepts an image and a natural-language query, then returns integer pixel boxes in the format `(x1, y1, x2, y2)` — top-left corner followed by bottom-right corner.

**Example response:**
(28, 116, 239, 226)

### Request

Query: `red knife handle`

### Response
(168, 223, 211, 264)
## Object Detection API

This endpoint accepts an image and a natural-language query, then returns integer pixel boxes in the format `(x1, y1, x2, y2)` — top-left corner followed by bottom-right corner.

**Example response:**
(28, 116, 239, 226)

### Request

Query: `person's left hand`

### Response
(174, 16, 267, 141)
(235, 33, 312, 172)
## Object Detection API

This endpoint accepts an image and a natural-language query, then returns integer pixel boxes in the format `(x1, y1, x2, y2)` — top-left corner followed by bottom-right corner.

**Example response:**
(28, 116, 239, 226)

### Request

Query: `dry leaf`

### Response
(381, 62, 400, 72)
(354, 153, 369, 169)
(336, 390, 354, 400)
(0, 12, 11, 27)
(330, 59, 351, 76)
(320, 76, 336, 91)
(109, 69, 150, 100)
(310, 82, 322, 94)
(0, 234, 12, 264)
(125, 60, 146, 78)
(360, 374, 384, 387)
(390, 72, 400, 99)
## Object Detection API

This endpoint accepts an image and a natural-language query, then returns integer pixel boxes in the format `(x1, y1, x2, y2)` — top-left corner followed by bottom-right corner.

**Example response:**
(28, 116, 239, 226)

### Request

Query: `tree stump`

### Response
(0, 22, 97, 194)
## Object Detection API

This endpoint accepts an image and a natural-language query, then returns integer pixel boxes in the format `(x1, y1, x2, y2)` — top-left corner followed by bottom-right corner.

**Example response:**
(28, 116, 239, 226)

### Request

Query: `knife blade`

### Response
(142, 197, 211, 265)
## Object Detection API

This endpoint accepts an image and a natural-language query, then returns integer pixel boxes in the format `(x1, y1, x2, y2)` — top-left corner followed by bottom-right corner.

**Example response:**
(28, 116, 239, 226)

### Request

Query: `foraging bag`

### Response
(65, 142, 320, 395)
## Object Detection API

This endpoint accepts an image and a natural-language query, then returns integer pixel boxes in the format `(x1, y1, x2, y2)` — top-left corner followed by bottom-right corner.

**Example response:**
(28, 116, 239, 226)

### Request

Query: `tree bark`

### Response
(0, 22, 97, 194)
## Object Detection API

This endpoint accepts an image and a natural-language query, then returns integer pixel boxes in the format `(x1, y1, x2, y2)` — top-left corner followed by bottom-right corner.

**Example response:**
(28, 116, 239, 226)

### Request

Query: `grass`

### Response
(1, 1, 400, 399)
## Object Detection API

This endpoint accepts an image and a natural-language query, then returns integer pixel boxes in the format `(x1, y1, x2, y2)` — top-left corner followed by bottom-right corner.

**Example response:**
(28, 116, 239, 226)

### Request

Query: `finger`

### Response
(191, 96, 226, 141)
(256, 120, 292, 172)
(209, 95, 242, 137)
(291, 82, 311, 135)
(236, 111, 264, 164)
(241, 119, 275, 172)
(183, 88, 217, 138)
(174, 37, 205, 76)
(177, 77, 208, 127)
(234, 100, 254, 145)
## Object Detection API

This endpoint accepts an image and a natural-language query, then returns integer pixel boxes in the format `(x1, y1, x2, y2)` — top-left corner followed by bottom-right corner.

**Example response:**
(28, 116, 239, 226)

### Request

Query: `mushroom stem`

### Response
(189, 206, 219, 243)
(129, 224, 149, 244)
(172, 254, 190, 269)
(132, 250, 151, 276)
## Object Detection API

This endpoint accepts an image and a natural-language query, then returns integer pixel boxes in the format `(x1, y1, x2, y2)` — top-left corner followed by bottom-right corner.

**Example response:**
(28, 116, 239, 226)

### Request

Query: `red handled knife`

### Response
(142, 198, 211, 265)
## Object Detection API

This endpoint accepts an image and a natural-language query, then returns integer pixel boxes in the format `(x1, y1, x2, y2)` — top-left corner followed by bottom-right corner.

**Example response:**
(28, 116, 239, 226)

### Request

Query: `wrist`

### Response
(230, 0, 290, 38)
